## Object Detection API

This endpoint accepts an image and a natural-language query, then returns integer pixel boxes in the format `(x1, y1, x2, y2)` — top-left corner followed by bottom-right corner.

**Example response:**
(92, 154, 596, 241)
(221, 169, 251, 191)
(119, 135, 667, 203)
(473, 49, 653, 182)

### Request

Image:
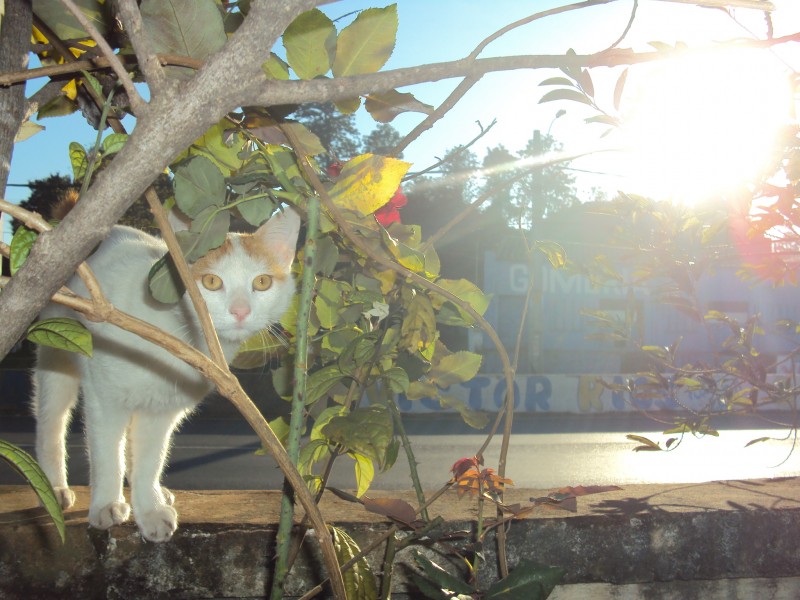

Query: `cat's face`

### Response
(188, 209, 300, 344)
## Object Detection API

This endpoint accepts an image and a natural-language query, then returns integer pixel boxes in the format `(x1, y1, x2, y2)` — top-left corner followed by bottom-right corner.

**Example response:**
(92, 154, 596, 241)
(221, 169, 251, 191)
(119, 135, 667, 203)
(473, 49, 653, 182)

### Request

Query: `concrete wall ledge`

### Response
(2, 478, 800, 599)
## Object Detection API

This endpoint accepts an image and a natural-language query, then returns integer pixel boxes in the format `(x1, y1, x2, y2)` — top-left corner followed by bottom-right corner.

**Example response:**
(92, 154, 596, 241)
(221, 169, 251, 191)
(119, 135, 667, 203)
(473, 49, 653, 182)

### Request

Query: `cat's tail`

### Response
(50, 188, 79, 221)
(32, 342, 81, 509)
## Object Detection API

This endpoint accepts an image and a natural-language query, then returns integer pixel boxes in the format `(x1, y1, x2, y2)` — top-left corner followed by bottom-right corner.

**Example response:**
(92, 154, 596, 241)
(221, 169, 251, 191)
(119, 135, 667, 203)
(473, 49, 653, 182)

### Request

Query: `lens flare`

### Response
(619, 48, 794, 204)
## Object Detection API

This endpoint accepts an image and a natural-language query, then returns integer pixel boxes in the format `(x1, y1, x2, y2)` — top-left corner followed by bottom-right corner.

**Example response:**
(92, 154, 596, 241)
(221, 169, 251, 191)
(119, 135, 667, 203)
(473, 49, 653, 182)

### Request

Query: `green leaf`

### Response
(178, 206, 230, 262)
(330, 525, 379, 598)
(298, 439, 332, 488)
(485, 559, 566, 600)
(335, 97, 362, 115)
(413, 553, 473, 597)
(282, 8, 336, 80)
(306, 365, 347, 405)
(0, 440, 65, 543)
(430, 278, 490, 325)
(314, 235, 340, 277)
(745, 436, 771, 448)
(400, 294, 437, 355)
(173, 156, 226, 218)
(439, 394, 489, 429)
(626, 434, 662, 452)
(27, 318, 92, 358)
(311, 406, 346, 441)
(33, 0, 109, 40)
(364, 89, 433, 123)
(315, 277, 348, 330)
(15, 120, 45, 142)
(350, 451, 375, 498)
(101, 132, 128, 156)
(382, 367, 409, 394)
(272, 121, 326, 157)
(237, 195, 277, 227)
(9, 226, 37, 275)
(538, 88, 592, 106)
(538, 76, 576, 87)
(338, 332, 380, 377)
(148, 253, 185, 304)
(429, 351, 482, 387)
(332, 4, 397, 77)
(321, 405, 394, 469)
(140, 0, 226, 79)
(37, 94, 78, 120)
(406, 380, 438, 401)
(613, 67, 628, 111)
(231, 330, 287, 369)
(535, 240, 568, 269)
(381, 229, 426, 274)
(585, 114, 619, 127)
(176, 120, 247, 177)
(262, 52, 291, 80)
(69, 141, 89, 182)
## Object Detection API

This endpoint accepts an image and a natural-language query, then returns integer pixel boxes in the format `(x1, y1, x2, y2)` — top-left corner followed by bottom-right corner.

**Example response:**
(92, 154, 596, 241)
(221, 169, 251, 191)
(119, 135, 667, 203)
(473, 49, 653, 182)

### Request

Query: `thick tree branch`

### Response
(0, 0, 31, 193)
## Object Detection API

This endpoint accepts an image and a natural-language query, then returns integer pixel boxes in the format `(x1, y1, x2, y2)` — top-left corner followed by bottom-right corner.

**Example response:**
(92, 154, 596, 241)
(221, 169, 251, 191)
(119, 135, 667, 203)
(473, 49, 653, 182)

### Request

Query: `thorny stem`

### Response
(272, 193, 320, 599)
(379, 533, 398, 600)
(289, 152, 519, 583)
(388, 400, 429, 522)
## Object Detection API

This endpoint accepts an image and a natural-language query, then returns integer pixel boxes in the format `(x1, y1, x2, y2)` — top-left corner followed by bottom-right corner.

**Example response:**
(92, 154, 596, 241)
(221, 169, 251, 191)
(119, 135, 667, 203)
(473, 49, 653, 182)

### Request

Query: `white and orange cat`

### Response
(33, 198, 300, 542)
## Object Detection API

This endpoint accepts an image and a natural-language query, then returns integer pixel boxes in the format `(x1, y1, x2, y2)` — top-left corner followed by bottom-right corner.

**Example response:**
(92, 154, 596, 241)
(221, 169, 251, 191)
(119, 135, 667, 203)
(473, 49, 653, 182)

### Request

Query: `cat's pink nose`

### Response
(230, 303, 251, 322)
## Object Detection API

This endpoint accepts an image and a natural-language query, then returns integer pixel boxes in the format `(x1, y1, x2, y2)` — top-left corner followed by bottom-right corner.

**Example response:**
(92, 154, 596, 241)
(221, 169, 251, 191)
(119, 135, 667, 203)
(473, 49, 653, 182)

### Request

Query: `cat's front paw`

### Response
(53, 486, 75, 510)
(137, 505, 178, 542)
(89, 500, 131, 529)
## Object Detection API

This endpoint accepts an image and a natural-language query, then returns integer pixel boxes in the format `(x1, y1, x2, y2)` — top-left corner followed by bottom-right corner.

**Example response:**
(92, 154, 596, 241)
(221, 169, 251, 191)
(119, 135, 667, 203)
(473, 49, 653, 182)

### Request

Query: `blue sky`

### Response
(5, 0, 800, 241)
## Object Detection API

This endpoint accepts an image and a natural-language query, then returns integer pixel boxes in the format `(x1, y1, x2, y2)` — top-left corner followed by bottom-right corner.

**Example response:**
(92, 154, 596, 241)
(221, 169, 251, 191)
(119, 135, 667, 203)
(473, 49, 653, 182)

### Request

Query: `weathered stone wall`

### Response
(2, 479, 800, 599)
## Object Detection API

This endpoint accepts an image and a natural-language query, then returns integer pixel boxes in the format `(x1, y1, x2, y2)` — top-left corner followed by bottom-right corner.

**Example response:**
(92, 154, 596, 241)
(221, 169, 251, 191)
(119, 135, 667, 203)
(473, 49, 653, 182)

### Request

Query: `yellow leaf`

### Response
(328, 153, 410, 216)
(61, 79, 78, 101)
(375, 268, 396, 294)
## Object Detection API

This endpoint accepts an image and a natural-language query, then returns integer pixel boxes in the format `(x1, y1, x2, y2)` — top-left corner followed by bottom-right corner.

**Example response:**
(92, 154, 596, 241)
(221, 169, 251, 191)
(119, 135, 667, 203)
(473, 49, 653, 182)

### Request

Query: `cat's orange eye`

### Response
(201, 274, 223, 291)
(253, 274, 272, 291)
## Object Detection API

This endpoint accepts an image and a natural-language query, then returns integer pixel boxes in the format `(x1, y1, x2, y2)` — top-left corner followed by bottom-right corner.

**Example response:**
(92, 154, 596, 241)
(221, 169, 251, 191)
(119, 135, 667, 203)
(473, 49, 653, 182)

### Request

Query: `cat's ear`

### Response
(257, 207, 301, 271)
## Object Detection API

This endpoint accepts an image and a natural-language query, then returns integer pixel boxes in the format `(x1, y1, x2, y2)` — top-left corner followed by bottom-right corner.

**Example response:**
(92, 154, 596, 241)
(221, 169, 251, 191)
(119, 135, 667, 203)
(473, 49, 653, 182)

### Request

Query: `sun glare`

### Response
(619, 49, 794, 205)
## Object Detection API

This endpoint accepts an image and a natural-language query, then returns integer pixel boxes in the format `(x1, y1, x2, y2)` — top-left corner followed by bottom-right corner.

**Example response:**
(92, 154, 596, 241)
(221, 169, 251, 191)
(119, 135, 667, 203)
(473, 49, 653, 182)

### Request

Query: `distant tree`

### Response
(13, 173, 171, 234)
(12, 174, 73, 232)
(362, 123, 403, 157)
(517, 131, 578, 223)
(481, 132, 577, 229)
(291, 102, 362, 166)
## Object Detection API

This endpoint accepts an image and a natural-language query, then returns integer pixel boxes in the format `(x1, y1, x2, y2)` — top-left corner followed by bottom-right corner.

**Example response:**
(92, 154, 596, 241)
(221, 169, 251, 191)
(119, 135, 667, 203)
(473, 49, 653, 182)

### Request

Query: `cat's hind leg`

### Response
(33, 346, 80, 509)
(127, 409, 186, 542)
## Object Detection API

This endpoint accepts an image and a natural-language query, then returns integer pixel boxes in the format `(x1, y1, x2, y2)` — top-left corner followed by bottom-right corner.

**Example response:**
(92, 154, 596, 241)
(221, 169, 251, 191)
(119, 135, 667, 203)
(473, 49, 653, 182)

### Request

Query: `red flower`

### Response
(326, 161, 343, 178)
(326, 160, 406, 226)
(375, 188, 407, 227)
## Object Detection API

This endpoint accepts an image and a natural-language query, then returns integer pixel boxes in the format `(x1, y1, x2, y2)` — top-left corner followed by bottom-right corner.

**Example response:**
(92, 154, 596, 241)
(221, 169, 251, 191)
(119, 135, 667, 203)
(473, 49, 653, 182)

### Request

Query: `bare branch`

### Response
(114, 0, 167, 94)
(58, 0, 146, 114)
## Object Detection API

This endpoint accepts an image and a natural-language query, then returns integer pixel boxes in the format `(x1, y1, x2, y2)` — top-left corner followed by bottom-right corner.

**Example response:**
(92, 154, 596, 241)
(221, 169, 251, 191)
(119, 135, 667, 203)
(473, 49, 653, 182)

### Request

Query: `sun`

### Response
(617, 48, 794, 205)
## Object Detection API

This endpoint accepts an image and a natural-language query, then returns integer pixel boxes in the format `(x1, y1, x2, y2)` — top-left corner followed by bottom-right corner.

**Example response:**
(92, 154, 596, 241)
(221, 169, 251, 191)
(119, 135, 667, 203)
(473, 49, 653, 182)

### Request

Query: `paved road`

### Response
(2, 408, 798, 492)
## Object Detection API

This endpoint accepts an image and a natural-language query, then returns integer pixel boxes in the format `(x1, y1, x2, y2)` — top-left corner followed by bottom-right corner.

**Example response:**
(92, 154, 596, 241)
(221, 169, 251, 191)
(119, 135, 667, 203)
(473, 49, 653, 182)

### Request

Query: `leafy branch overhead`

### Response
(2, 1, 799, 599)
